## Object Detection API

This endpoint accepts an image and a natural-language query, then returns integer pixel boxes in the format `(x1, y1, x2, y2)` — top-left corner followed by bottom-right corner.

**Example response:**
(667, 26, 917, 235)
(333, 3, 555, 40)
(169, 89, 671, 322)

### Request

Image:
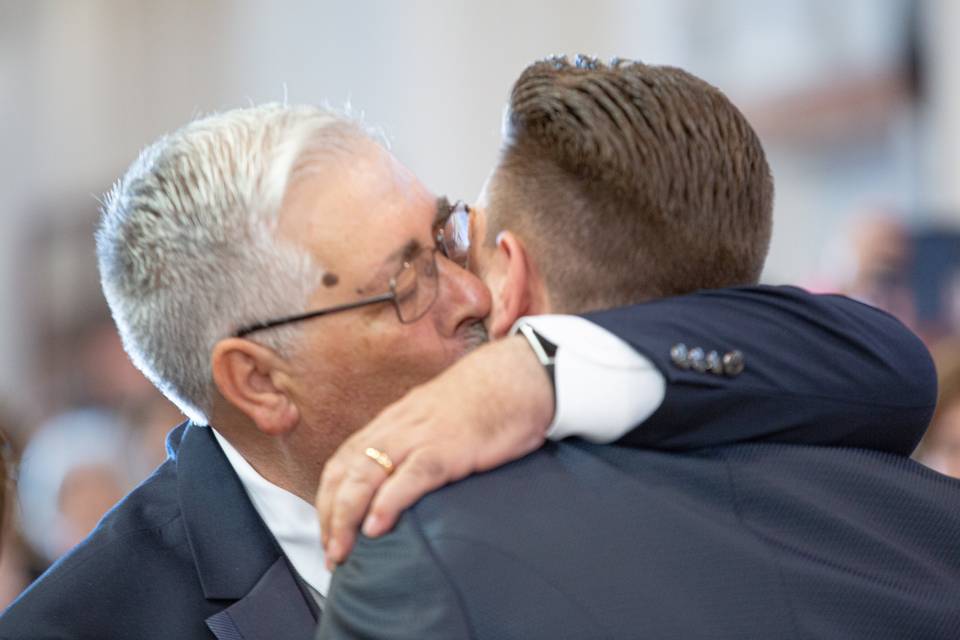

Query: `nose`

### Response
(432, 255, 492, 335)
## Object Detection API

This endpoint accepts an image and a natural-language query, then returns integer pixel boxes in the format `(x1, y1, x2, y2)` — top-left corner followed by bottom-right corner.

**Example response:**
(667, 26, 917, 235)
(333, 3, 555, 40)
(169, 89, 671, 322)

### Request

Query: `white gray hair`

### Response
(97, 103, 372, 425)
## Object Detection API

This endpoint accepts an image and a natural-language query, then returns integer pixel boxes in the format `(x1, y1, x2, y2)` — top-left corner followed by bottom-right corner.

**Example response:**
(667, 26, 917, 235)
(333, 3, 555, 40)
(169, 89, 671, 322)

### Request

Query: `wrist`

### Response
(503, 334, 555, 434)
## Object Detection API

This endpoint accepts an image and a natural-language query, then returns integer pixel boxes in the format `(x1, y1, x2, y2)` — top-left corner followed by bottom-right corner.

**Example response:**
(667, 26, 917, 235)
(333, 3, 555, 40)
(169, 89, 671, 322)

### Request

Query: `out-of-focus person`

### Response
(846, 215, 917, 327)
(815, 211, 918, 329)
(915, 338, 960, 477)
(15, 409, 133, 565)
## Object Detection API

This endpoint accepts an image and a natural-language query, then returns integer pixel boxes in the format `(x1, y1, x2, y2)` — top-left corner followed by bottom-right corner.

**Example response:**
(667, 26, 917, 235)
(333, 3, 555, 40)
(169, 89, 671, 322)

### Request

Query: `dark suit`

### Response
(0, 286, 935, 639)
(318, 288, 947, 639)
(319, 441, 960, 639)
(0, 423, 319, 640)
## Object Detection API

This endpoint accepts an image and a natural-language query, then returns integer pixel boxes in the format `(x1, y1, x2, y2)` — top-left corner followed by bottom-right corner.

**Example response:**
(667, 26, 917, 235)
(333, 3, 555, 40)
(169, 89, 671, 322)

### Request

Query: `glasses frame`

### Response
(234, 248, 437, 338)
(233, 200, 471, 338)
(435, 200, 471, 269)
(234, 291, 399, 338)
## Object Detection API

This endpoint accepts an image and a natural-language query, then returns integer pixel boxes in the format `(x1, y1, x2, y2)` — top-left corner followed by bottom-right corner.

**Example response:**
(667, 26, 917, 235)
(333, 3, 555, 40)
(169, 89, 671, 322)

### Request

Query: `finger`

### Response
(317, 456, 348, 550)
(362, 448, 467, 538)
(319, 424, 424, 560)
(326, 464, 390, 567)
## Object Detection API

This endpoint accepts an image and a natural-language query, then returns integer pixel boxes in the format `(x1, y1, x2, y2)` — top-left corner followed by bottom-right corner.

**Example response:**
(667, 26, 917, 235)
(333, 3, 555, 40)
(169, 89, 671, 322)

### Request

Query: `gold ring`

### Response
(364, 447, 395, 475)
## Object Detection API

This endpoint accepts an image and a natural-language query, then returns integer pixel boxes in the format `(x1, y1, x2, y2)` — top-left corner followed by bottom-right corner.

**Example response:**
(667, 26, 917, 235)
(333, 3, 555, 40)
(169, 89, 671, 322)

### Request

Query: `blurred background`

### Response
(2, 0, 960, 605)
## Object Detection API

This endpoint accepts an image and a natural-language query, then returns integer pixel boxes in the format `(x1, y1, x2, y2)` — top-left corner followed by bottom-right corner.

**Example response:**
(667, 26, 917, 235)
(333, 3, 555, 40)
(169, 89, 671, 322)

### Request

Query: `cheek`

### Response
(331, 323, 455, 400)
(292, 315, 467, 434)
(368, 322, 456, 382)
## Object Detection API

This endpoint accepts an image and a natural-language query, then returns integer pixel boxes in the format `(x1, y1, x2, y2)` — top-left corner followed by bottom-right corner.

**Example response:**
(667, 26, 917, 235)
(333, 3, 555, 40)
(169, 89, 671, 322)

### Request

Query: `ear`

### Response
(486, 230, 537, 339)
(210, 338, 300, 437)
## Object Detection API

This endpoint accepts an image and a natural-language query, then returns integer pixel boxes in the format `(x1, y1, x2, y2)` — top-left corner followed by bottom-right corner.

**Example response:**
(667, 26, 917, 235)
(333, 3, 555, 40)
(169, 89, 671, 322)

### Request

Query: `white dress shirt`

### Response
(209, 315, 665, 598)
(211, 428, 332, 597)
(515, 315, 666, 442)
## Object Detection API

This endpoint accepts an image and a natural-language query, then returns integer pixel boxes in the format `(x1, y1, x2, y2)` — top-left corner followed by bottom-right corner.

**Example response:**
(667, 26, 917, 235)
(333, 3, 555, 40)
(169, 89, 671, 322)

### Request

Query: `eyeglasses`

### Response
(436, 200, 471, 269)
(233, 201, 472, 338)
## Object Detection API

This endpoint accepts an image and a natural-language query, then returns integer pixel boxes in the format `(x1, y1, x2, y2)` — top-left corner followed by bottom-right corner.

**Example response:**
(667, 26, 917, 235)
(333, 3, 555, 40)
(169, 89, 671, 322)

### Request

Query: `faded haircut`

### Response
(487, 55, 774, 313)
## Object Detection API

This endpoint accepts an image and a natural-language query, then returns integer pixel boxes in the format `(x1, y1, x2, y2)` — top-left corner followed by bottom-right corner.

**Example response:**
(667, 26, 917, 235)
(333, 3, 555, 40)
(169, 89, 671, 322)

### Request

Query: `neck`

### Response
(210, 406, 322, 504)
(237, 437, 319, 503)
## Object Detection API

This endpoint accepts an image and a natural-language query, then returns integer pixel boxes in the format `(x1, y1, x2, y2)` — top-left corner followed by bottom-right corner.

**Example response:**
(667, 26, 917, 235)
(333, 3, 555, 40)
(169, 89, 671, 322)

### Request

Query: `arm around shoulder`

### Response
(582, 285, 937, 454)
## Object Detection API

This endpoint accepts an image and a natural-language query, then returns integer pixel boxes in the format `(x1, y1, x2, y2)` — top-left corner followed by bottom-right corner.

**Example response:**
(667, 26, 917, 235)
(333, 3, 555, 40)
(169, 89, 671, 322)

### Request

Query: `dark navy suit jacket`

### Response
(0, 286, 937, 639)
(319, 288, 948, 639)
(319, 441, 960, 639)
(594, 286, 934, 455)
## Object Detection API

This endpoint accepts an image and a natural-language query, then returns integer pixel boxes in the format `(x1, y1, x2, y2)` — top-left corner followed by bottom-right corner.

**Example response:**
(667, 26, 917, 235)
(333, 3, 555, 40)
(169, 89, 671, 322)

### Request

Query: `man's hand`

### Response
(317, 335, 554, 568)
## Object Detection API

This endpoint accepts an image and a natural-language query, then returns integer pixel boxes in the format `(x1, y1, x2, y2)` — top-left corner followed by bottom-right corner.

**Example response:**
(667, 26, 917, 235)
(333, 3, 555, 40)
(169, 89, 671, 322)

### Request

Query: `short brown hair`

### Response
(487, 56, 774, 312)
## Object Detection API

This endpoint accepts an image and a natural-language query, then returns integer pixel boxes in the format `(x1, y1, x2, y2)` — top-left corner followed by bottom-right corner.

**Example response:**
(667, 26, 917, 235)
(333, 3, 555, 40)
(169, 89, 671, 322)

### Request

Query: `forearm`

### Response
(584, 285, 937, 453)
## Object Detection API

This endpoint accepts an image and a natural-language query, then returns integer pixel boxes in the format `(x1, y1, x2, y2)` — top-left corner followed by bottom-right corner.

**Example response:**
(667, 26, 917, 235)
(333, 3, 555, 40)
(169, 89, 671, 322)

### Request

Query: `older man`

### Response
(0, 96, 934, 640)
(316, 59, 957, 639)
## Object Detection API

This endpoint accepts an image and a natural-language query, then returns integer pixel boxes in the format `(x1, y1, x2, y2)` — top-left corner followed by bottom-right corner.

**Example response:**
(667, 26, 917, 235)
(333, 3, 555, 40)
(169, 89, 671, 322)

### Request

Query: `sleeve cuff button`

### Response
(670, 343, 690, 369)
(722, 350, 745, 376)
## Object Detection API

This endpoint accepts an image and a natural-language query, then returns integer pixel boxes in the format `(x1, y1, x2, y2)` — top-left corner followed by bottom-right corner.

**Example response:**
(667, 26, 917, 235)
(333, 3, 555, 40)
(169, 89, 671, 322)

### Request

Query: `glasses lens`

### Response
(394, 248, 439, 323)
(440, 202, 471, 268)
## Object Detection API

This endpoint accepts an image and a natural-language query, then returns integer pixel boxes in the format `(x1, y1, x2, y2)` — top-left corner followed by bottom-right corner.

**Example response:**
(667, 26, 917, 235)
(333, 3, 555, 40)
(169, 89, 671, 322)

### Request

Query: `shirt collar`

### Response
(210, 428, 331, 596)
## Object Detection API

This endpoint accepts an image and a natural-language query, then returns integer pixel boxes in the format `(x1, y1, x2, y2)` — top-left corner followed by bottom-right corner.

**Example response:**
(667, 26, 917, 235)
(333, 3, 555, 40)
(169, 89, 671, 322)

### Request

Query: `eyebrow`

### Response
(357, 239, 419, 294)
(360, 198, 450, 293)
(384, 197, 449, 262)
(385, 197, 451, 264)
(383, 238, 420, 264)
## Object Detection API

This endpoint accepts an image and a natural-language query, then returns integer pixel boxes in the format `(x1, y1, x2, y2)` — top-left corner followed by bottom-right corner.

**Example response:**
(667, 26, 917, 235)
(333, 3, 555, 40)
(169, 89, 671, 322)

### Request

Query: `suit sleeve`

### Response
(583, 285, 937, 456)
(317, 513, 472, 640)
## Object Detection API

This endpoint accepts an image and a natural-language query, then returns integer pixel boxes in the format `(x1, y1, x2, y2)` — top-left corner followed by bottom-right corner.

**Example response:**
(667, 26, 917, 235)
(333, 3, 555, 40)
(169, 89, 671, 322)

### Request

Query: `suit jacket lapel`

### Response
(173, 423, 318, 639)
(205, 556, 319, 640)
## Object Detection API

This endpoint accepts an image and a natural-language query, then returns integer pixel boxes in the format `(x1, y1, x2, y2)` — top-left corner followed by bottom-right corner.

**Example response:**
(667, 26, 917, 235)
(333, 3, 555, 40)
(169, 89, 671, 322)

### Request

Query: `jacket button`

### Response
(722, 350, 745, 376)
(689, 347, 707, 372)
(670, 343, 690, 369)
(706, 350, 723, 375)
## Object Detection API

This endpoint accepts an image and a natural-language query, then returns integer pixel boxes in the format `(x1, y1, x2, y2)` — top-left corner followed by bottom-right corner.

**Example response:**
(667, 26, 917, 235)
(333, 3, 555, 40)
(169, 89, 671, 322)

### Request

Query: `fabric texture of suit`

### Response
(0, 423, 319, 640)
(318, 440, 960, 639)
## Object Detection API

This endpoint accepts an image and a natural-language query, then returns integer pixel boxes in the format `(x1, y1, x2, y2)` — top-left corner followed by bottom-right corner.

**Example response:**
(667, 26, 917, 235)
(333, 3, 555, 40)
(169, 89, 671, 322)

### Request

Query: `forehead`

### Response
(278, 143, 435, 280)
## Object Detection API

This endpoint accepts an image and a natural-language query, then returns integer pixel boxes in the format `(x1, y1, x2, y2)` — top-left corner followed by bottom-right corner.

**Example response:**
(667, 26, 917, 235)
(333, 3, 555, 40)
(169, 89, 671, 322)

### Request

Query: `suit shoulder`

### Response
(74, 455, 183, 552)
(321, 506, 472, 639)
(410, 442, 679, 543)
(413, 445, 573, 518)
(323, 448, 602, 640)
(0, 458, 193, 632)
